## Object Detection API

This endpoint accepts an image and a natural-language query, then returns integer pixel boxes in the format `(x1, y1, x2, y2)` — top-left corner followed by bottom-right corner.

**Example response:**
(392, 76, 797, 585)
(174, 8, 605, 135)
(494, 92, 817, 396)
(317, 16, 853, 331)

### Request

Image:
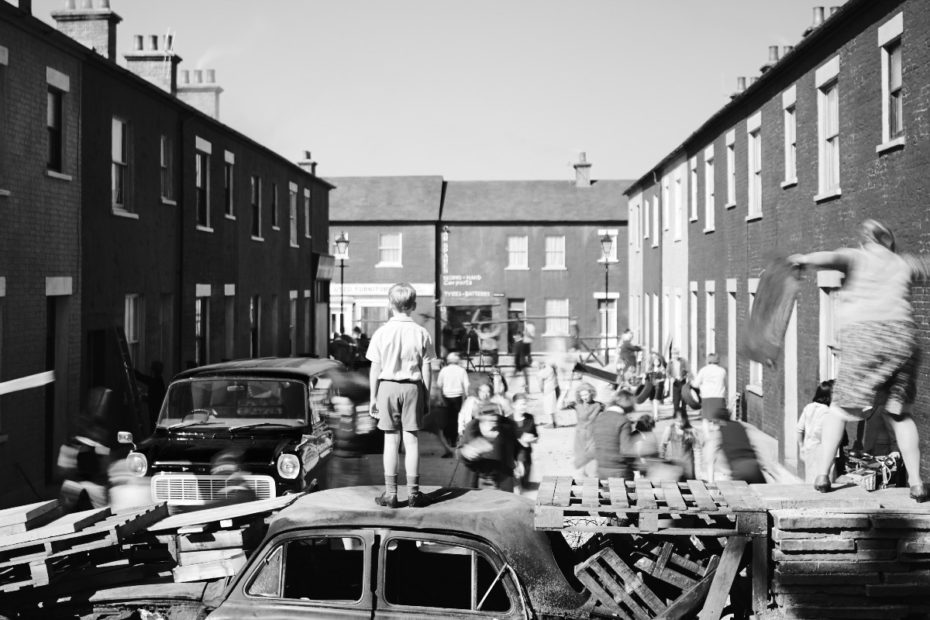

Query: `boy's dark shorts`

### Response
(376, 380, 425, 432)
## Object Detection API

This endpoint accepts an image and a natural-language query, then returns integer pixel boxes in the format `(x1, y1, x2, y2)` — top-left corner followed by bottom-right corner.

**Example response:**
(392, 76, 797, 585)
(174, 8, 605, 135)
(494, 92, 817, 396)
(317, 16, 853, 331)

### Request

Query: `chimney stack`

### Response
(177, 67, 223, 120)
(782, 45, 794, 57)
(760, 45, 780, 73)
(52, 0, 122, 61)
(730, 76, 747, 100)
(803, 6, 826, 37)
(573, 152, 592, 188)
(124, 33, 182, 94)
(298, 151, 318, 176)
(829, 5, 841, 16)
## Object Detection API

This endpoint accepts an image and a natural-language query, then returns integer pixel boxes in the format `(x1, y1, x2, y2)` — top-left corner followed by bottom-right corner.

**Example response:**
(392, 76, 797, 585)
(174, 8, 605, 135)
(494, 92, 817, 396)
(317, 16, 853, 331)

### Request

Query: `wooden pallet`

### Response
(535, 477, 766, 535)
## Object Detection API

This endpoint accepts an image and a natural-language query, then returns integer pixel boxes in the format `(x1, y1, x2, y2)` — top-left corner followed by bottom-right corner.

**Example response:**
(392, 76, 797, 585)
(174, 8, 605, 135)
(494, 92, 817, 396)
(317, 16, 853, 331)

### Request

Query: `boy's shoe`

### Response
(408, 491, 430, 508)
(813, 475, 831, 493)
(910, 484, 928, 503)
(375, 492, 399, 508)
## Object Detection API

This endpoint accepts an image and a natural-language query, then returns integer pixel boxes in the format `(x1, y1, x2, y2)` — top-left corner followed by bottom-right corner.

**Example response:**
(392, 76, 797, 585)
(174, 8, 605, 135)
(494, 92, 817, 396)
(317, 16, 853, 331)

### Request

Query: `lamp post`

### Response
(599, 233, 614, 363)
(334, 231, 350, 335)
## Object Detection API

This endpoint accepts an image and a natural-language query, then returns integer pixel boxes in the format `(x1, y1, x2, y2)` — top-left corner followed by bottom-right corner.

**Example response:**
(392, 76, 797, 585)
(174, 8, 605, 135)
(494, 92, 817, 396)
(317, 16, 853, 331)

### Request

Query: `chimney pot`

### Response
(573, 152, 592, 188)
(813, 6, 825, 26)
(737, 76, 747, 91)
(578, 151, 587, 164)
(193, 69, 203, 84)
(133, 34, 143, 51)
(65, 0, 76, 9)
(81, 0, 92, 8)
(768, 45, 780, 62)
(783, 45, 794, 56)
(98, 0, 110, 8)
(180, 69, 190, 84)
(304, 150, 312, 160)
(205, 69, 216, 83)
(165, 33, 173, 51)
(150, 35, 158, 51)
(310, 162, 317, 176)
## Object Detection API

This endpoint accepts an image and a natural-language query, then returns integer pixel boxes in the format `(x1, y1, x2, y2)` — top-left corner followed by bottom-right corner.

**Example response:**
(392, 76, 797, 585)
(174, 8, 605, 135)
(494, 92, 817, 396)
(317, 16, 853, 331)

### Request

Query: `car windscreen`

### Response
(157, 378, 308, 429)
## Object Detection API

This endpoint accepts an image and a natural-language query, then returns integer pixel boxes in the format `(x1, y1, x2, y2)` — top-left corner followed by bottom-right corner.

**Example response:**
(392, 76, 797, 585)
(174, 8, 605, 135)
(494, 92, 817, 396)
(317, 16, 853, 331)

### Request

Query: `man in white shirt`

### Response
(691, 352, 729, 481)
(436, 352, 470, 456)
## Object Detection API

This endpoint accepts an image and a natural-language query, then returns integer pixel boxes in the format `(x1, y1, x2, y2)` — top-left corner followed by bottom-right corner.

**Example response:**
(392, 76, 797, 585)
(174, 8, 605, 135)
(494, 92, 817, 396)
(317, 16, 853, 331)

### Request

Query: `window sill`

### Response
(814, 188, 842, 204)
(376, 263, 403, 269)
(161, 197, 177, 206)
(725, 201, 737, 209)
(225, 214, 236, 221)
(745, 383, 763, 397)
(111, 208, 139, 220)
(251, 235, 265, 242)
(596, 259, 620, 264)
(876, 136, 905, 155)
(781, 178, 798, 189)
(651, 242, 659, 248)
(703, 227, 715, 234)
(504, 267, 530, 271)
(0, 189, 10, 198)
(290, 242, 300, 249)
(689, 217, 698, 223)
(196, 225, 214, 233)
(46, 170, 72, 182)
(745, 213, 763, 222)
(541, 266, 567, 271)
(271, 225, 281, 231)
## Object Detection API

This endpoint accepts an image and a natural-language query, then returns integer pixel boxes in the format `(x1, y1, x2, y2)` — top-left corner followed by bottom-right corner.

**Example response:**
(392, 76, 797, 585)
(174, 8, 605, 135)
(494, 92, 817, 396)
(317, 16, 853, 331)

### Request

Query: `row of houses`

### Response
(627, 0, 930, 479)
(326, 161, 631, 364)
(0, 0, 332, 506)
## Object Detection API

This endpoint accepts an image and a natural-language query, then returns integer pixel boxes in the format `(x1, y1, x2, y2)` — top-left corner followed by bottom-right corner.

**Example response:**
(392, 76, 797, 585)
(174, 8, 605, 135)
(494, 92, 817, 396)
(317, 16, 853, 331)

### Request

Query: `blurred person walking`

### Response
(668, 349, 690, 418)
(790, 219, 930, 501)
(797, 380, 835, 483)
(436, 352, 470, 458)
(511, 393, 538, 493)
(591, 391, 637, 481)
(537, 360, 560, 427)
(562, 382, 602, 477)
(457, 380, 512, 436)
(660, 408, 701, 480)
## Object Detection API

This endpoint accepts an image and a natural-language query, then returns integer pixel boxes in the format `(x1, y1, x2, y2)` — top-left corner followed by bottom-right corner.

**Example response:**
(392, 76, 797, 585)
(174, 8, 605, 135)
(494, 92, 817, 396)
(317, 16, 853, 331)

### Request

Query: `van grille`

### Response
(151, 473, 275, 504)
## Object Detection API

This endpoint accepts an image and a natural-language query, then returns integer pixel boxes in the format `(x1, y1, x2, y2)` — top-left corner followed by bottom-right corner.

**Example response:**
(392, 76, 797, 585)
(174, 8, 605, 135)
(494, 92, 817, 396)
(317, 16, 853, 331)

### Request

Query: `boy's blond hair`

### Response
(388, 282, 417, 313)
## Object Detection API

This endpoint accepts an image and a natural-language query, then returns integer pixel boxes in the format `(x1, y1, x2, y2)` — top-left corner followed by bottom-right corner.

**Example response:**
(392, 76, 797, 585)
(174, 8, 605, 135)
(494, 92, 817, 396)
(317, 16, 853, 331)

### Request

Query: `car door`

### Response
(373, 530, 527, 619)
(208, 529, 375, 619)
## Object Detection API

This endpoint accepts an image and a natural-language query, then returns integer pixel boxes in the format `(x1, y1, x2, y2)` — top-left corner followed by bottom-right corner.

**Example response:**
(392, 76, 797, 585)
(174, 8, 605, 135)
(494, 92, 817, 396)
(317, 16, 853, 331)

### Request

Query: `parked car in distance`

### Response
(118, 358, 341, 507)
(203, 485, 589, 618)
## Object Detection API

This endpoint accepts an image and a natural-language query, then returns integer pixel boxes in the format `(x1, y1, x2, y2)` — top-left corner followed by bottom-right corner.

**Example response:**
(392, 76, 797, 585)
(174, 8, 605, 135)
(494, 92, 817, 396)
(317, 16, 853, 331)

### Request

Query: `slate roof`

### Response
(325, 176, 444, 222)
(441, 179, 631, 222)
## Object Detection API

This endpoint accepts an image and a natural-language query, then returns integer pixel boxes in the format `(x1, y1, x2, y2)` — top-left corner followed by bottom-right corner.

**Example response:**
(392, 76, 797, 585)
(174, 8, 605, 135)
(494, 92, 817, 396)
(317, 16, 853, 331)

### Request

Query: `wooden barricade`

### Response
(536, 476, 770, 620)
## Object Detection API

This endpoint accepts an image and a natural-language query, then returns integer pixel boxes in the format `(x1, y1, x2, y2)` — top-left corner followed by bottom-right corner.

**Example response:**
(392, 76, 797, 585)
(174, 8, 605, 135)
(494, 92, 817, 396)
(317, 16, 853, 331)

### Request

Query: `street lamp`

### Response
(334, 231, 350, 335)
(599, 233, 614, 363)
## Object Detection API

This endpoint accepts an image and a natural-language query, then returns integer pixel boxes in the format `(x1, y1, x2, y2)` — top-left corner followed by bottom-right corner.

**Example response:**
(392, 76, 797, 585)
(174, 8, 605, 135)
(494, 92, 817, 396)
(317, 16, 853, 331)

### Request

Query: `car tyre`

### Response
(634, 378, 654, 404)
(682, 382, 702, 410)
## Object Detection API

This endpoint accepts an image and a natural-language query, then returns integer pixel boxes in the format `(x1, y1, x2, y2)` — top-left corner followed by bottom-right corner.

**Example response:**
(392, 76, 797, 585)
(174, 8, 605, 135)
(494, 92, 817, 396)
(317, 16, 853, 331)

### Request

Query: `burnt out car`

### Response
(203, 486, 588, 619)
(119, 358, 341, 507)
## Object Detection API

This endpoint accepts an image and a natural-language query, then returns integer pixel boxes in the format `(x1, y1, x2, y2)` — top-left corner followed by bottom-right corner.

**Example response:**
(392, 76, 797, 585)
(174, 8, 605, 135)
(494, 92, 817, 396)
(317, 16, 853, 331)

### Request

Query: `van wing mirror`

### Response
(117, 431, 134, 444)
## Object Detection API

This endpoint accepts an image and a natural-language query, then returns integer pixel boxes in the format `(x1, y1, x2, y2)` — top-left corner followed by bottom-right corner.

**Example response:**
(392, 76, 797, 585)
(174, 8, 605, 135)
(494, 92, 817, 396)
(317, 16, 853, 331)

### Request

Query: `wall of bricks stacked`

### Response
(0, 8, 83, 506)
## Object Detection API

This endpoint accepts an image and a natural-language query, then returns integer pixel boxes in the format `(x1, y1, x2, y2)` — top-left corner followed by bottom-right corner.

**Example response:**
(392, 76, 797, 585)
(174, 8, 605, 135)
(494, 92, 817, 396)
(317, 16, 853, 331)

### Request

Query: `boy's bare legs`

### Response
(814, 406, 852, 491)
(403, 431, 420, 478)
(378, 431, 401, 507)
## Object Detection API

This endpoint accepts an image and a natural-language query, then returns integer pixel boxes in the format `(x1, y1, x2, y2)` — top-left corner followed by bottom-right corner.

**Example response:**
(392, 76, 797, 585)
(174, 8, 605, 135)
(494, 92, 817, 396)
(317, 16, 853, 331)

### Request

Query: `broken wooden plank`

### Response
(580, 478, 601, 508)
(0, 501, 59, 529)
(752, 535, 769, 617)
(574, 568, 631, 619)
(697, 535, 748, 620)
(177, 548, 245, 566)
(587, 560, 650, 620)
(599, 547, 666, 615)
(779, 538, 856, 553)
(607, 477, 630, 509)
(536, 478, 557, 506)
(633, 556, 697, 590)
(635, 479, 657, 510)
(655, 556, 719, 620)
(771, 511, 871, 531)
(662, 481, 687, 511)
(148, 495, 296, 533)
(0, 508, 111, 548)
(171, 550, 247, 583)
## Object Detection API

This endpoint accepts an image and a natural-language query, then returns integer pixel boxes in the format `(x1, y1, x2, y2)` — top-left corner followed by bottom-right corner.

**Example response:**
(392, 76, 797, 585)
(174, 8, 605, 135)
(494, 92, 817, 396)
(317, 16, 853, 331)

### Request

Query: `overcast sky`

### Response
(33, 0, 828, 181)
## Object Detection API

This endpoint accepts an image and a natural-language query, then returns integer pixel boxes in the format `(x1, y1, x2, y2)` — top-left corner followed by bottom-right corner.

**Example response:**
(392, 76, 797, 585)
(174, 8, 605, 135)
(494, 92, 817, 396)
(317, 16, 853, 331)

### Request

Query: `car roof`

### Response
(266, 486, 587, 614)
(174, 357, 343, 381)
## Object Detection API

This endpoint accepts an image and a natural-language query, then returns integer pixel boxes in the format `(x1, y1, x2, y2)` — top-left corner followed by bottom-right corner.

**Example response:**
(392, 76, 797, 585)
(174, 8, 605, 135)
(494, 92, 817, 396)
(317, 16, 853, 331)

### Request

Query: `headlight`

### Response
(277, 453, 300, 479)
(126, 452, 148, 477)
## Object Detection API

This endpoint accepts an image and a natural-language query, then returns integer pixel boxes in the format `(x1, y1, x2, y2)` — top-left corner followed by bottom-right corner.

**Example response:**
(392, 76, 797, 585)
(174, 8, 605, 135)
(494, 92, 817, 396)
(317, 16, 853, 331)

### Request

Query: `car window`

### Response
(246, 536, 365, 601)
(158, 378, 308, 427)
(383, 538, 512, 613)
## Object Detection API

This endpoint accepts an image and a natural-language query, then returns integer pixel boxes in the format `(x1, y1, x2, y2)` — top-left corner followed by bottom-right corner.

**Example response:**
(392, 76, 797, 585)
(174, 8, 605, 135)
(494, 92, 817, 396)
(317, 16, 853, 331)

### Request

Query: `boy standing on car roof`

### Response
(367, 283, 436, 508)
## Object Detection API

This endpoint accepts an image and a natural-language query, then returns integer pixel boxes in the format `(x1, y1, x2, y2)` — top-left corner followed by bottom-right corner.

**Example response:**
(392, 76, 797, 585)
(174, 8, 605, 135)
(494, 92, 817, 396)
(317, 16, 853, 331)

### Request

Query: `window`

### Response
(704, 149, 715, 231)
(878, 13, 904, 148)
(250, 295, 261, 357)
(818, 270, 843, 381)
(651, 196, 659, 247)
(124, 294, 142, 364)
(271, 295, 280, 356)
(224, 152, 235, 217)
(725, 131, 736, 206)
(271, 183, 279, 229)
(506, 235, 528, 269)
(673, 175, 683, 240)
(288, 184, 298, 247)
(194, 295, 209, 366)
(544, 298, 569, 336)
(289, 292, 298, 356)
(195, 149, 210, 228)
(384, 537, 511, 613)
(544, 235, 566, 269)
(248, 536, 365, 601)
(224, 292, 235, 361)
(47, 89, 63, 172)
(111, 117, 129, 210)
(705, 289, 715, 355)
(303, 189, 311, 238)
(597, 229, 619, 262)
(643, 199, 650, 240)
(303, 291, 312, 353)
(662, 179, 670, 231)
(816, 56, 840, 198)
(784, 105, 797, 184)
(160, 135, 174, 202)
(378, 233, 403, 266)
(747, 112, 762, 218)
(689, 157, 698, 221)
(748, 281, 763, 387)
(689, 288, 699, 372)
(250, 175, 262, 238)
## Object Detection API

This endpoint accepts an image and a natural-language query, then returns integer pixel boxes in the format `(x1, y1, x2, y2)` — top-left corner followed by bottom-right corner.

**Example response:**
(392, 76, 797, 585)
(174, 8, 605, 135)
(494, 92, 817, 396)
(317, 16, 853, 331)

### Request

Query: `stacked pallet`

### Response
(771, 508, 930, 619)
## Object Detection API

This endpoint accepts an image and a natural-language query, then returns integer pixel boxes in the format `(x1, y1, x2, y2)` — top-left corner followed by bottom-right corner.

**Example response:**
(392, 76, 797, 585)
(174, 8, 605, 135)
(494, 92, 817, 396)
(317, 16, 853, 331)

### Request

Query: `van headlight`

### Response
(277, 454, 300, 479)
(126, 452, 148, 477)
